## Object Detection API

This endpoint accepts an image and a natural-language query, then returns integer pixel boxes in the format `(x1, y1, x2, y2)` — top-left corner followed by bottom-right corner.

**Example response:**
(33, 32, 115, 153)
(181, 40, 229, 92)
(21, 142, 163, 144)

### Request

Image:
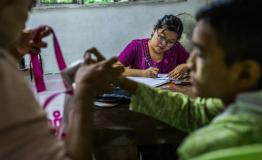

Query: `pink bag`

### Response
(30, 26, 73, 137)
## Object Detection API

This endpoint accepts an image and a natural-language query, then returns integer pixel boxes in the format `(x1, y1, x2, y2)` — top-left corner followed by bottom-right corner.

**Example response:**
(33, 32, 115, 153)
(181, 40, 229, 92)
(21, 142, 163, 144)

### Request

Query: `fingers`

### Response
(84, 47, 105, 62)
(29, 40, 48, 48)
(148, 67, 159, 72)
(31, 26, 52, 42)
(104, 57, 119, 67)
(168, 70, 176, 78)
(76, 57, 124, 94)
(29, 47, 41, 54)
(149, 67, 159, 77)
(173, 73, 183, 79)
(39, 26, 52, 38)
(19, 26, 52, 55)
(144, 67, 159, 77)
(82, 57, 124, 76)
(83, 53, 93, 65)
(113, 61, 124, 67)
(176, 74, 184, 80)
(34, 26, 51, 48)
(27, 41, 47, 54)
(167, 70, 173, 77)
(101, 57, 124, 76)
(168, 71, 181, 79)
(152, 67, 159, 72)
(168, 69, 187, 79)
(152, 68, 159, 77)
(168, 64, 188, 79)
(151, 72, 158, 78)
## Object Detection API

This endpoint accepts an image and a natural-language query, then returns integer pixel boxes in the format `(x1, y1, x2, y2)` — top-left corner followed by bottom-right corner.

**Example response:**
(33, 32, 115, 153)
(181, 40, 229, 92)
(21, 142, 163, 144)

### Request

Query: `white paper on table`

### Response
(127, 76, 170, 87)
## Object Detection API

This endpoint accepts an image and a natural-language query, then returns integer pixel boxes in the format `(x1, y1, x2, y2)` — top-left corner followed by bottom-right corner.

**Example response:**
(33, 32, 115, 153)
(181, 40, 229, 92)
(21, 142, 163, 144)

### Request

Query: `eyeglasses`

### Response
(156, 30, 176, 47)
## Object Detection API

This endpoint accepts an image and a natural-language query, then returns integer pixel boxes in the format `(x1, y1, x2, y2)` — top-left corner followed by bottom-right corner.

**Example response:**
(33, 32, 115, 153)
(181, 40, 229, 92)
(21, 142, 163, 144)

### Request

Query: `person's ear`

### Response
(236, 60, 261, 90)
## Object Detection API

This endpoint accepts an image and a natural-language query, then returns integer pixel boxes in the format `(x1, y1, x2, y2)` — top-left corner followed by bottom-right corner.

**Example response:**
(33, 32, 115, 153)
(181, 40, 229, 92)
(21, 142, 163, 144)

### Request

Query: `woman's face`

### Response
(0, 0, 34, 48)
(150, 28, 178, 54)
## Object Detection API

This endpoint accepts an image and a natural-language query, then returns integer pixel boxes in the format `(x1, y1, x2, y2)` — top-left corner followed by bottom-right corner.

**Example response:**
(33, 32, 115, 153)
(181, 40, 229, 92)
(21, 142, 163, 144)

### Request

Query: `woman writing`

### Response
(117, 14, 189, 79)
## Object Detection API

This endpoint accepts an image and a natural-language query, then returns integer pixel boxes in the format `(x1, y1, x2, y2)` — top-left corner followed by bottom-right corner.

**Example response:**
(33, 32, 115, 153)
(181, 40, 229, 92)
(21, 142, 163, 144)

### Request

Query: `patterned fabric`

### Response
(118, 39, 189, 74)
(190, 144, 262, 160)
(130, 84, 224, 132)
(178, 115, 262, 160)
(178, 90, 262, 159)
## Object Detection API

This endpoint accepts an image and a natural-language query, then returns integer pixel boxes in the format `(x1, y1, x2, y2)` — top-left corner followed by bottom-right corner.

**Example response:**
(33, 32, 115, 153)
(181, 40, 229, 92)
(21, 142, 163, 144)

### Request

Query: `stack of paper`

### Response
(127, 74, 191, 87)
(127, 76, 170, 87)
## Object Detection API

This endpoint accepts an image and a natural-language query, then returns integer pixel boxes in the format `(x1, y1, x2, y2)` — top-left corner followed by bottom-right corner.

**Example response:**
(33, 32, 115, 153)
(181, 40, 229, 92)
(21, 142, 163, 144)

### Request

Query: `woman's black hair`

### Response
(154, 14, 184, 40)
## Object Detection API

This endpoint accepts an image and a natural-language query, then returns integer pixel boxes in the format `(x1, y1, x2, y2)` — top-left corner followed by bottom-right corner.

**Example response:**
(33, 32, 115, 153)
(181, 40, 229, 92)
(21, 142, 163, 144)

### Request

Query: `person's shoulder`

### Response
(174, 41, 190, 55)
(0, 48, 17, 68)
(175, 41, 186, 50)
(130, 38, 149, 45)
(0, 48, 9, 58)
(124, 39, 148, 51)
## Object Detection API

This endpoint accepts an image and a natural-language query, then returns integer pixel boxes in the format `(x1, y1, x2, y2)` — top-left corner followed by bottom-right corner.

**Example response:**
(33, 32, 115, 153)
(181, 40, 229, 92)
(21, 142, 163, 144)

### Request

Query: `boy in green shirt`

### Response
(117, 0, 262, 159)
(177, 0, 262, 158)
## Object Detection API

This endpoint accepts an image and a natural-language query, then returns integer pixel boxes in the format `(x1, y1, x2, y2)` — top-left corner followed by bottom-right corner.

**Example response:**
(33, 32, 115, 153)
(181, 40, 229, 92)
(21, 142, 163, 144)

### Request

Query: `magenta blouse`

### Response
(118, 39, 189, 74)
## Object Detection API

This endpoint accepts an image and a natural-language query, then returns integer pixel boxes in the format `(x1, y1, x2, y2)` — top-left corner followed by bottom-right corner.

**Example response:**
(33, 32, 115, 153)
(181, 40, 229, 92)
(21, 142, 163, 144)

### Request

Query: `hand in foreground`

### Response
(61, 47, 106, 88)
(75, 57, 124, 96)
(168, 64, 189, 79)
(143, 67, 159, 78)
(17, 26, 52, 56)
(84, 47, 105, 63)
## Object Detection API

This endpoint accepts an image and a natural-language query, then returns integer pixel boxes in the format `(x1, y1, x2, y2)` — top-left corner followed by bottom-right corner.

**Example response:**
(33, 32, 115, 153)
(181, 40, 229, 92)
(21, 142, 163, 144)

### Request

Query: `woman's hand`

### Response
(168, 64, 189, 79)
(143, 67, 159, 78)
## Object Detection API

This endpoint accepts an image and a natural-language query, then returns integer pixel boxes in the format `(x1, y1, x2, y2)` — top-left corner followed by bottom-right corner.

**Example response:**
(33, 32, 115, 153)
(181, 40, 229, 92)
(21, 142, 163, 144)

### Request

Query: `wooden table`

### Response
(93, 83, 194, 160)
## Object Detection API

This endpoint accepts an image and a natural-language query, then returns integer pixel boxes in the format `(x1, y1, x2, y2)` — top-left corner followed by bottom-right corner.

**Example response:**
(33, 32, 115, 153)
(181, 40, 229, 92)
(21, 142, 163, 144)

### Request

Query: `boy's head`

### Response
(0, 0, 35, 48)
(188, 0, 262, 104)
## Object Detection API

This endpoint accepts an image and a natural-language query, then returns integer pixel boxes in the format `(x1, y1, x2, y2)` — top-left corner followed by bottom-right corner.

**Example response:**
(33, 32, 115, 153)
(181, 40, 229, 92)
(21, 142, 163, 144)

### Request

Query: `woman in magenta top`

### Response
(117, 15, 190, 79)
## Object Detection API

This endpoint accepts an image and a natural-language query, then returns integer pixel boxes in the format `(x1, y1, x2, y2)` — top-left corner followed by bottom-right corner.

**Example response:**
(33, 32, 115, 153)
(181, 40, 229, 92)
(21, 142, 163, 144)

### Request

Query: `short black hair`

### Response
(196, 0, 262, 89)
(154, 14, 184, 40)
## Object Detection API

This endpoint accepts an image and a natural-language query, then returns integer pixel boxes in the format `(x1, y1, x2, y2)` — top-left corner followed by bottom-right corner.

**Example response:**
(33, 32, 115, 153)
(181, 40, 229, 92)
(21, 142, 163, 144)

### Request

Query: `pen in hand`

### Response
(143, 67, 159, 78)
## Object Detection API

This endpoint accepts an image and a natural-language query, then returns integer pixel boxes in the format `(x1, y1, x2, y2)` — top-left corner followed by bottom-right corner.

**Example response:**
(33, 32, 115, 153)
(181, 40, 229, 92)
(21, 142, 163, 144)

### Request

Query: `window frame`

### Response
(35, 0, 187, 9)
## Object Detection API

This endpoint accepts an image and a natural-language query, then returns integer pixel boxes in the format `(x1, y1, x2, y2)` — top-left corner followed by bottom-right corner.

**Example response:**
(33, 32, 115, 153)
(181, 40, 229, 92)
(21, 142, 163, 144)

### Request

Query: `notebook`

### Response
(127, 76, 170, 87)
(127, 74, 191, 87)
(157, 74, 191, 85)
